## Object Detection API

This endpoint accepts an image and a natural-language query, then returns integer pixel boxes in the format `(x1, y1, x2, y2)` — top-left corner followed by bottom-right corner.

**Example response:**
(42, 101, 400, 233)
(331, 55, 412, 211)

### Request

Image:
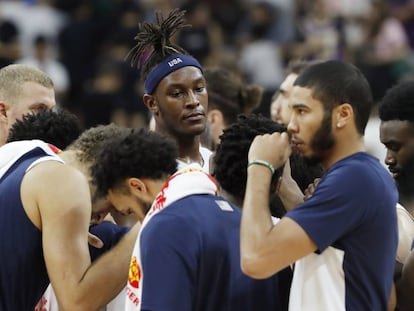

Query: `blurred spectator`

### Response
(80, 61, 123, 129)
(391, 0, 414, 50)
(176, 1, 223, 66)
(295, 0, 341, 60)
(323, 0, 372, 18)
(140, 0, 177, 19)
(208, 0, 245, 48)
(0, 0, 68, 58)
(0, 20, 21, 68)
(17, 34, 70, 105)
(252, 0, 297, 43)
(57, 2, 98, 112)
(353, 0, 412, 101)
(99, 3, 150, 128)
(237, 1, 284, 117)
(3, 0, 404, 138)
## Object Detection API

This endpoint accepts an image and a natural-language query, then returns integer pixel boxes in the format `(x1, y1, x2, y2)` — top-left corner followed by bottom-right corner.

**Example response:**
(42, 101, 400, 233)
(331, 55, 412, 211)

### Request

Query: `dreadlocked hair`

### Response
(126, 8, 191, 78)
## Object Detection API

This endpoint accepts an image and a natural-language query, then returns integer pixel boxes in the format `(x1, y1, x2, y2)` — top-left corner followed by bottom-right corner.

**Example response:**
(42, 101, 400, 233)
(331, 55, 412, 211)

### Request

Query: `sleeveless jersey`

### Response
(0, 148, 56, 310)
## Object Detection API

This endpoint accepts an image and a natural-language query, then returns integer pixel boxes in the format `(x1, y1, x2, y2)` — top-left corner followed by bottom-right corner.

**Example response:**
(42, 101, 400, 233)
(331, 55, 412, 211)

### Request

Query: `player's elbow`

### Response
(240, 254, 271, 279)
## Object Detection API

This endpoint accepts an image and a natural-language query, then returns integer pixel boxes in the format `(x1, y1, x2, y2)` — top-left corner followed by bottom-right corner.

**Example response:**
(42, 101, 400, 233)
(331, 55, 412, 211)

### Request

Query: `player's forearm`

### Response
(278, 178, 304, 211)
(60, 222, 140, 310)
(240, 166, 275, 278)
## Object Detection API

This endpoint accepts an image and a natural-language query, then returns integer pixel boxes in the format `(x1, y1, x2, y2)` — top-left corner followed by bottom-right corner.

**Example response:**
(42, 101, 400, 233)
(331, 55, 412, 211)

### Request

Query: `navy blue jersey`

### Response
(287, 152, 398, 310)
(140, 194, 290, 311)
(0, 148, 52, 310)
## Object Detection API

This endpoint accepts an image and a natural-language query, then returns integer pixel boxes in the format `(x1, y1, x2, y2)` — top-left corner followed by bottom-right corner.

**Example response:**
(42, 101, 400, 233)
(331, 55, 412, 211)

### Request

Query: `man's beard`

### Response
(304, 111, 336, 166)
(396, 156, 414, 198)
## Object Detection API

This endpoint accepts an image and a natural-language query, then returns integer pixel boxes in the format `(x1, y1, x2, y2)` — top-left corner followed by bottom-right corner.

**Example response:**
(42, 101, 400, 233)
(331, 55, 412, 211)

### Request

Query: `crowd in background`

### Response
(1, 0, 414, 130)
(1, 2, 414, 310)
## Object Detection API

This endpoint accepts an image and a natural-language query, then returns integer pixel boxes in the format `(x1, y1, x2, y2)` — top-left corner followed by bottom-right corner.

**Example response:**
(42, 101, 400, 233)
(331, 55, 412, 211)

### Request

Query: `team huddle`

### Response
(1, 8, 414, 311)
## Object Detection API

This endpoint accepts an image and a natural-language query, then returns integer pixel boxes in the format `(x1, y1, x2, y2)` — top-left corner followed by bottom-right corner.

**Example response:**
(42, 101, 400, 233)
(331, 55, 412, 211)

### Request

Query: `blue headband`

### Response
(144, 54, 203, 94)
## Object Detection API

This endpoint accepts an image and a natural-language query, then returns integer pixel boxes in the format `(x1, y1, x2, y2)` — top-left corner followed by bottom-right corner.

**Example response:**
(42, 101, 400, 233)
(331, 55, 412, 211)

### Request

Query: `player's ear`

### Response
(143, 94, 159, 116)
(334, 103, 353, 129)
(0, 102, 7, 118)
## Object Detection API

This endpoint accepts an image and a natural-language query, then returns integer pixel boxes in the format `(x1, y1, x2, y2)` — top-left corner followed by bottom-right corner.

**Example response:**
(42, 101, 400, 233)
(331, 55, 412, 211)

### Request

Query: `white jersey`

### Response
(177, 145, 212, 173)
(289, 247, 346, 311)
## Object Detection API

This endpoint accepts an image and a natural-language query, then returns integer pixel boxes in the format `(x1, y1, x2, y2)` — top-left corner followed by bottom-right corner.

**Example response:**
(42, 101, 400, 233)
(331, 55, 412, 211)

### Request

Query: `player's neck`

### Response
(322, 137, 365, 170)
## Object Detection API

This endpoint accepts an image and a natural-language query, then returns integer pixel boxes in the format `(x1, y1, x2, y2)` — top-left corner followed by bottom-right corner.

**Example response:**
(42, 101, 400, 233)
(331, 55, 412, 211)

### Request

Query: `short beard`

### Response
(396, 157, 414, 198)
(304, 110, 335, 166)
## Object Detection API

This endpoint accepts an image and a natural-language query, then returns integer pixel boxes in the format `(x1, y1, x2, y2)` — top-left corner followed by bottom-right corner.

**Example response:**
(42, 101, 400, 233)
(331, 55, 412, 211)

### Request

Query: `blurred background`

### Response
(1, 0, 413, 130)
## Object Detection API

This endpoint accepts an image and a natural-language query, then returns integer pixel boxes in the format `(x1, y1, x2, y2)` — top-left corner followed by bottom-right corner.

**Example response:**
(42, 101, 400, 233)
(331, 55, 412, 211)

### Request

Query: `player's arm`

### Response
(23, 161, 140, 310)
(397, 249, 414, 311)
(241, 132, 316, 279)
(277, 159, 304, 210)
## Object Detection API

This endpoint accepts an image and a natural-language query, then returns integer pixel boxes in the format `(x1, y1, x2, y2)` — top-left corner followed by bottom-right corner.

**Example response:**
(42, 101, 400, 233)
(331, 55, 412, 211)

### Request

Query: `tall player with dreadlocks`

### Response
(127, 8, 212, 172)
(100, 9, 294, 311)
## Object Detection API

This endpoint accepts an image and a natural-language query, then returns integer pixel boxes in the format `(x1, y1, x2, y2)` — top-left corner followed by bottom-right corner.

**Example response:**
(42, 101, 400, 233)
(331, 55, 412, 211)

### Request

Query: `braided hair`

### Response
(126, 8, 191, 79)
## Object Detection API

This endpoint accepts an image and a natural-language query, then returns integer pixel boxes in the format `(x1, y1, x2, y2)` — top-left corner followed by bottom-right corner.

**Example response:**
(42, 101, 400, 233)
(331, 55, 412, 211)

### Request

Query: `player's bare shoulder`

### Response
(21, 160, 91, 229)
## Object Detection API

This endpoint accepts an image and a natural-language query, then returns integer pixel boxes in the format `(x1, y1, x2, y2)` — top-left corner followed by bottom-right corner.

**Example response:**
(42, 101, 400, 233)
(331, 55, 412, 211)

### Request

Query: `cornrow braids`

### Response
(126, 8, 191, 78)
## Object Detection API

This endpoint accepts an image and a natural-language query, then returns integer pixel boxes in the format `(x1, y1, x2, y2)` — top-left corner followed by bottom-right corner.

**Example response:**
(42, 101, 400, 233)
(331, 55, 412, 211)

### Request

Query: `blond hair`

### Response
(0, 64, 54, 105)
